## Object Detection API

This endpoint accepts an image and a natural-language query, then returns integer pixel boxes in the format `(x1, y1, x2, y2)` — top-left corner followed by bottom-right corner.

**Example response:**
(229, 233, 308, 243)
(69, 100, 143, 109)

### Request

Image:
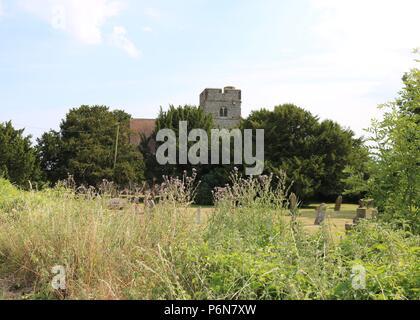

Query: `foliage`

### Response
(159, 169, 200, 207)
(182, 174, 419, 300)
(0, 178, 25, 212)
(142, 104, 213, 178)
(367, 104, 419, 231)
(212, 169, 290, 210)
(0, 171, 418, 300)
(37, 105, 145, 187)
(195, 167, 230, 205)
(344, 61, 420, 233)
(335, 221, 420, 300)
(141, 105, 232, 204)
(0, 122, 41, 187)
(243, 104, 367, 201)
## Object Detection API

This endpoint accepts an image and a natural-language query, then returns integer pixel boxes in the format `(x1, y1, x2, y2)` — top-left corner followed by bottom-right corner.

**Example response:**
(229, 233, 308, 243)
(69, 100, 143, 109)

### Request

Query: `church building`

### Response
(130, 86, 242, 146)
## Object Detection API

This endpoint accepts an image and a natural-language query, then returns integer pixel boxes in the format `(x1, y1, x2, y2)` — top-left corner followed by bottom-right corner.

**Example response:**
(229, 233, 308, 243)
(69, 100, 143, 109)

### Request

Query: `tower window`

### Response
(220, 107, 228, 117)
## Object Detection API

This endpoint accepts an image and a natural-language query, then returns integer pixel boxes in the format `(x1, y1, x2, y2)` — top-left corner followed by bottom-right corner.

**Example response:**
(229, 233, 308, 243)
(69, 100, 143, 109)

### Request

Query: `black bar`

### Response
(0, 300, 417, 319)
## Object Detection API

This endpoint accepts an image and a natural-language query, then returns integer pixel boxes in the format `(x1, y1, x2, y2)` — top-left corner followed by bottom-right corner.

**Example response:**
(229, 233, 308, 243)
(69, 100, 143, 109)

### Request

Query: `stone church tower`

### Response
(199, 86, 242, 128)
(130, 86, 242, 146)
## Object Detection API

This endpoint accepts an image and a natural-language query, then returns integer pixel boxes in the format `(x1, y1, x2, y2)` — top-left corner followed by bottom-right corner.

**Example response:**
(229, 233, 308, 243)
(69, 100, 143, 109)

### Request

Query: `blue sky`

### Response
(0, 0, 419, 140)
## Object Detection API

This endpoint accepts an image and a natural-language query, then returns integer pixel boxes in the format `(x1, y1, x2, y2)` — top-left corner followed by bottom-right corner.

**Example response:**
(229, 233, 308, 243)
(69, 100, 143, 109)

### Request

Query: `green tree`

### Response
(243, 104, 319, 199)
(370, 68, 419, 231)
(142, 105, 214, 179)
(243, 104, 366, 200)
(315, 120, 366, 199)
(343, 56, 419, 232)
(37, 105, 145, 187)
(0, 121, 41, 187)
(141, 105, 232, 204)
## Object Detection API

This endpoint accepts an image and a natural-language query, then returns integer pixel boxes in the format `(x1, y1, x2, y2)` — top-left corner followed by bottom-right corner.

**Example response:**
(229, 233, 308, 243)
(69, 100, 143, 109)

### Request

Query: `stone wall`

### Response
(199, 86, 242, 128)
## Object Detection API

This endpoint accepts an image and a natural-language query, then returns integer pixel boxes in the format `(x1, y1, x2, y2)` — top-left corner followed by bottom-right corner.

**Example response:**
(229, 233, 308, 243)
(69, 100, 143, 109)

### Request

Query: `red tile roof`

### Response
(130, 118, 156, 146)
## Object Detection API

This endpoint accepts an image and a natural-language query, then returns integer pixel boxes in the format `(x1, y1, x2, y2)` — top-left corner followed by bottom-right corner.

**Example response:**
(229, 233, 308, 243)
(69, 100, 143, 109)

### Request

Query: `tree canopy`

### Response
(37, 105, 145, 187)
(0, 121, 41, 187)
(243, 104, 367, 201)
(141, 105, 233, 204)
(345, 61, 419, 232)
(141, 105, 215, 180)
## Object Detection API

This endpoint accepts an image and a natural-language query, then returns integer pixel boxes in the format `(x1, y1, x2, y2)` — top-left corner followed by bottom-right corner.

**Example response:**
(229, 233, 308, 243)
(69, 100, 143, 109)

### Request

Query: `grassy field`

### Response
(0, 178, 419, 300)
(195, 203, 364, 237)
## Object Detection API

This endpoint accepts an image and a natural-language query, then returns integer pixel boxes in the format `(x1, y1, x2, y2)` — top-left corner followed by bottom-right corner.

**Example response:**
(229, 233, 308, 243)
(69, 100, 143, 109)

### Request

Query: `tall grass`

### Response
(0, 176, 418, 300)
(0, 178, 199, 299)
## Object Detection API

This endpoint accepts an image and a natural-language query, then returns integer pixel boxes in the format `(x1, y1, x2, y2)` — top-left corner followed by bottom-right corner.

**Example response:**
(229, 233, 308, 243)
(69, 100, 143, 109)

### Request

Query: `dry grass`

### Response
(190, 203, 361, 238)
(3, 176, 416, 300)
(0, 190, 201, 299)
(0, 196, 359, 299)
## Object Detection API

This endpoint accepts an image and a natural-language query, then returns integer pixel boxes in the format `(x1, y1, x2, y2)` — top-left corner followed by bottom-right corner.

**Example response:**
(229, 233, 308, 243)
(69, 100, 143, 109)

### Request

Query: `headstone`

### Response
(353, 208, 367, 224)
(356, 207, 367, 219)
(144, 191, 156, 210)
(335, 195, 343, 212)
(195, 207, 202, 225)
(371, 209, 378, 219)
(358, 199, 365, 208)
(366, 199, 374, 209)
(107, 198, 128, 210)
(289, 193, 298, 211)
(289, 193, 298, 222)
(314, 203, 327, 225)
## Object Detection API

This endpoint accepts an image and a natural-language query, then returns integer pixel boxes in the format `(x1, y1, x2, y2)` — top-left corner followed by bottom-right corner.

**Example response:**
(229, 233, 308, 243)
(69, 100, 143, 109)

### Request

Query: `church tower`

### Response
(199, 86, 242, 128)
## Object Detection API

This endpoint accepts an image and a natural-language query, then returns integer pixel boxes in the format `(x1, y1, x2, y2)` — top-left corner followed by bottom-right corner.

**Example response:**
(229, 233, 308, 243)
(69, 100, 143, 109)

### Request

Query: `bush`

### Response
(0, 178, 26, 213)
(334, 221, 420, 300)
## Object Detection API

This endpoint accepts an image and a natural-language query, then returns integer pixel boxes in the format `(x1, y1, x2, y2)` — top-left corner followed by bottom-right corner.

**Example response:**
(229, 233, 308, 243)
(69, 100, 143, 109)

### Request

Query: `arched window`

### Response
(220, 107, 228, 118)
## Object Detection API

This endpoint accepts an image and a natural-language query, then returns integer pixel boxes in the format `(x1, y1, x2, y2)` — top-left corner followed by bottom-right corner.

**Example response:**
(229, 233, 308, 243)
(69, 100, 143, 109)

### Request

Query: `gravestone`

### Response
(289, 193, 298, 222)
(358, 199, 365, 208)
(289, 193, 298, 211)
(195, 207, 202, 225)
(107, 198, 128, 210)
(314, 203, 327, 225)
(353, 208, 367, 224)
(335, 195, 343, 212)
(371, 209, 378, 219)
(144, 191, 156, 215)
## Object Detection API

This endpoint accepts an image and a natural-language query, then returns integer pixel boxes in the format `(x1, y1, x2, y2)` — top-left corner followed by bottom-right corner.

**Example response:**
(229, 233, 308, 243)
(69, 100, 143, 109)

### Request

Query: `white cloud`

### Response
(20, 0, 140, 58)
(21, 0, 123, 44)
(110, 26, 141, 58)
(142, 26, 153, 33)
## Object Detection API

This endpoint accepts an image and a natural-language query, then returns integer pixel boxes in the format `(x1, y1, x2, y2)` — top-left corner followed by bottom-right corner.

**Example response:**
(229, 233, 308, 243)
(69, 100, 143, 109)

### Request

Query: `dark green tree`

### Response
(0, 121, 41, 187)
(37, 105, 145, 187)
(141, 105, 233, 204)
(315, 120, 365, 199)
(243, 104, 366, 201)
(142, 105, 214, 179)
